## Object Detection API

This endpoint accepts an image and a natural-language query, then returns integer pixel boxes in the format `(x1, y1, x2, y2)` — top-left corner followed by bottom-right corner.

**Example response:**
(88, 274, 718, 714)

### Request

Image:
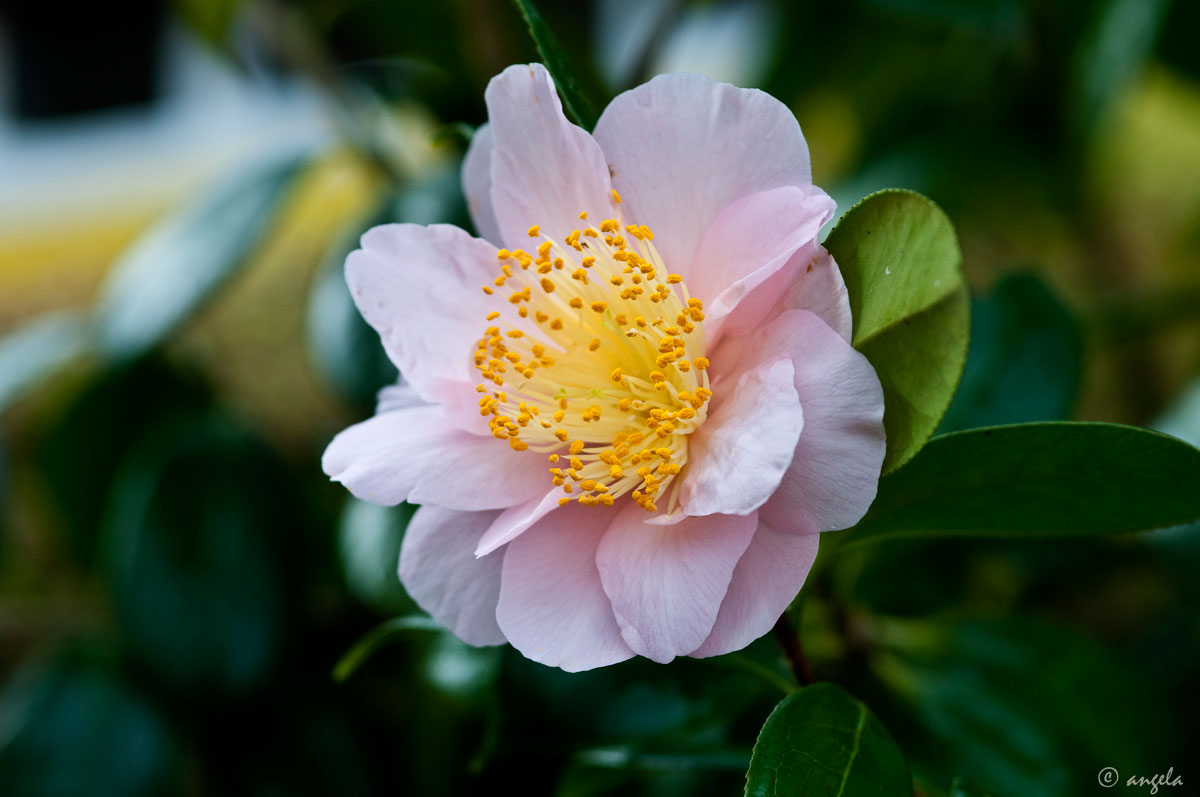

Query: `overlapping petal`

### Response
(460, 122, 503, 245)
(399, 505, 506, 646)
(690, 518, 820, 658)
(346, 223, 497, 403)
(596, 506, 758, 663)
(496, 503, 635, 671)
(485, 63, 614, 245)
(594, 73, 814, 273)
(322, 405, 548, 511)
(687, 186, 835, 344)
(679, 356, 801, 517)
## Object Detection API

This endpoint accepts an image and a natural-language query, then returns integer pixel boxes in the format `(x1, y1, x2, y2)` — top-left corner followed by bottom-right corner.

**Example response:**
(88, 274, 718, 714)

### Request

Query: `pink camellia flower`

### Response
(323, 64, 886, 671)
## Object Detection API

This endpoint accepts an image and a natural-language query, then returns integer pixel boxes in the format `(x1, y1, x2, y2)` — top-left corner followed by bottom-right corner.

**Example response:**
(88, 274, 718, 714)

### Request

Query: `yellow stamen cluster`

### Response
(473, 204, 712, 513)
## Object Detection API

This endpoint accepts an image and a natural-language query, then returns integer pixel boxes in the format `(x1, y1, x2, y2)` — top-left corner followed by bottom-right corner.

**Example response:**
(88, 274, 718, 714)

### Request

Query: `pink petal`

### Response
(690, 518, 820, 658)
(346, 223, 496, 404)
(485, 64, 614, 245)
(722, 310, 883, 533)
(593, 73, 813, 274)
(495, 503, 634, 671)
(596, 505, 758, 663)
(399, 505, 507, 646)
(688, 186, 835, 345)
(679, 355, 802, 517)
(721, 241, 853, 344)
(460, 123, 503, 245)
(474, 489, 562, 557)
(322, 405, 548, 511)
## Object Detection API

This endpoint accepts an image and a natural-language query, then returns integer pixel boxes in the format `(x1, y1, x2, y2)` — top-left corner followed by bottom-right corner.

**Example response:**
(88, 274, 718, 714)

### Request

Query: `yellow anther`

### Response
(611, 188, 622, 204)
(540, 277, 555, 293)
(569, 297, 583, 309)
(578, 211, 588, 220)
(558, 497, 572, 506)
(527, 225, 540, 237)
(550, 318, 563, 330)
(667, 274, 683, 284)
(588, 339, 601, 351)
(610, 368, 623, 383)
(694, 357, 710, 370)
(482, 285, 494, 295)
(582, 256, 596, 268)
(590, 301, 608, 313)
(569, 440, 585, 455)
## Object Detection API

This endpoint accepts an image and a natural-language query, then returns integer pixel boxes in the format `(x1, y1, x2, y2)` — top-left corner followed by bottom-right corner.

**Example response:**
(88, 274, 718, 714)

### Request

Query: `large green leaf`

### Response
(846, 422, 1200, 546)
(512, 0, 599, 130)
(825, 189, 969, 473)
(94, 150, 309, 360)
(744, 682, 910, 797)
(0, 312, 89, 413)
(939, 272, 1082, 433)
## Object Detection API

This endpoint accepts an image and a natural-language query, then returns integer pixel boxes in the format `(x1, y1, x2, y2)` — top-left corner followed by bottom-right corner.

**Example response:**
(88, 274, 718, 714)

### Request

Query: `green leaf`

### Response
(0, 312, 89, 413)
(825, 189, 969, 473)
(332, 615, 443, 682)
(512, 0, 599, 130)
(744, 682, 910, 797)
(846, 422, 1200, 546)
(94, 150, 309, 361)
(939, 272, 1082, 433)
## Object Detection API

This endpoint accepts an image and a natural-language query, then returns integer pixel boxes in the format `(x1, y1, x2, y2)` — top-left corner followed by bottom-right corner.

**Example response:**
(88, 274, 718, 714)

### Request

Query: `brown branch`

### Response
(772, 613, 816, 687)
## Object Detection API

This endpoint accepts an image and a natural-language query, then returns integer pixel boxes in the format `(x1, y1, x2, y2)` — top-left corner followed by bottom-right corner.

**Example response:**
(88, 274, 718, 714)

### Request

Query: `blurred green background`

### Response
(0, 1, 1198, 795)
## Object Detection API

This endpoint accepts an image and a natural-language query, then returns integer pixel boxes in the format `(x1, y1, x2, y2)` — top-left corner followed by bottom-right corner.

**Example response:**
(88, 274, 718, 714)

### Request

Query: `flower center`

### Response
(473, 192, 712, 513)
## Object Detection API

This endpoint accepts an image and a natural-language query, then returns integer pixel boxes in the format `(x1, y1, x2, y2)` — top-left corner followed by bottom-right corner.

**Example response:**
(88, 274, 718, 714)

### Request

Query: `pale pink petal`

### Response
(596, 506, 758, 663)
(322, 405, 548, 511)
(346, 223, 495, 403)
(688, 186, 835, 344)
(593, 73, 813, 273)
(399, 505, 506, 646)
(496, 503, 634, 671)
(690, 518, 820, 658)
(679, 356, 802, 517)
(474, 489, 562, 557)
(485, 64, 614, 245)
(721, 241, 853, 344)
(716, 310, 883, 533)
(461, 123, 503, 246)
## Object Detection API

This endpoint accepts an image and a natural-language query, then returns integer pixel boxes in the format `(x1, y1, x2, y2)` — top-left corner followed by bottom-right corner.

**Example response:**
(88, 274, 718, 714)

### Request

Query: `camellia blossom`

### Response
(323, 64, 886, 671)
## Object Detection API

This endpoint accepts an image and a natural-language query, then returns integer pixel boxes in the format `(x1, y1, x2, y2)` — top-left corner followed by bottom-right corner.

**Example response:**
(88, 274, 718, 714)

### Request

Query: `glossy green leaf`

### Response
(745, 682, 910, 797)
(846, 422, 1200, 546)
(512, 0, 599, 130)
(0, 312, 89, 413)
(825, 189, 969, 473)
(940, 272, 1082, 433)
(94, 150, 309, 361)
(332, 615, 443, 682)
